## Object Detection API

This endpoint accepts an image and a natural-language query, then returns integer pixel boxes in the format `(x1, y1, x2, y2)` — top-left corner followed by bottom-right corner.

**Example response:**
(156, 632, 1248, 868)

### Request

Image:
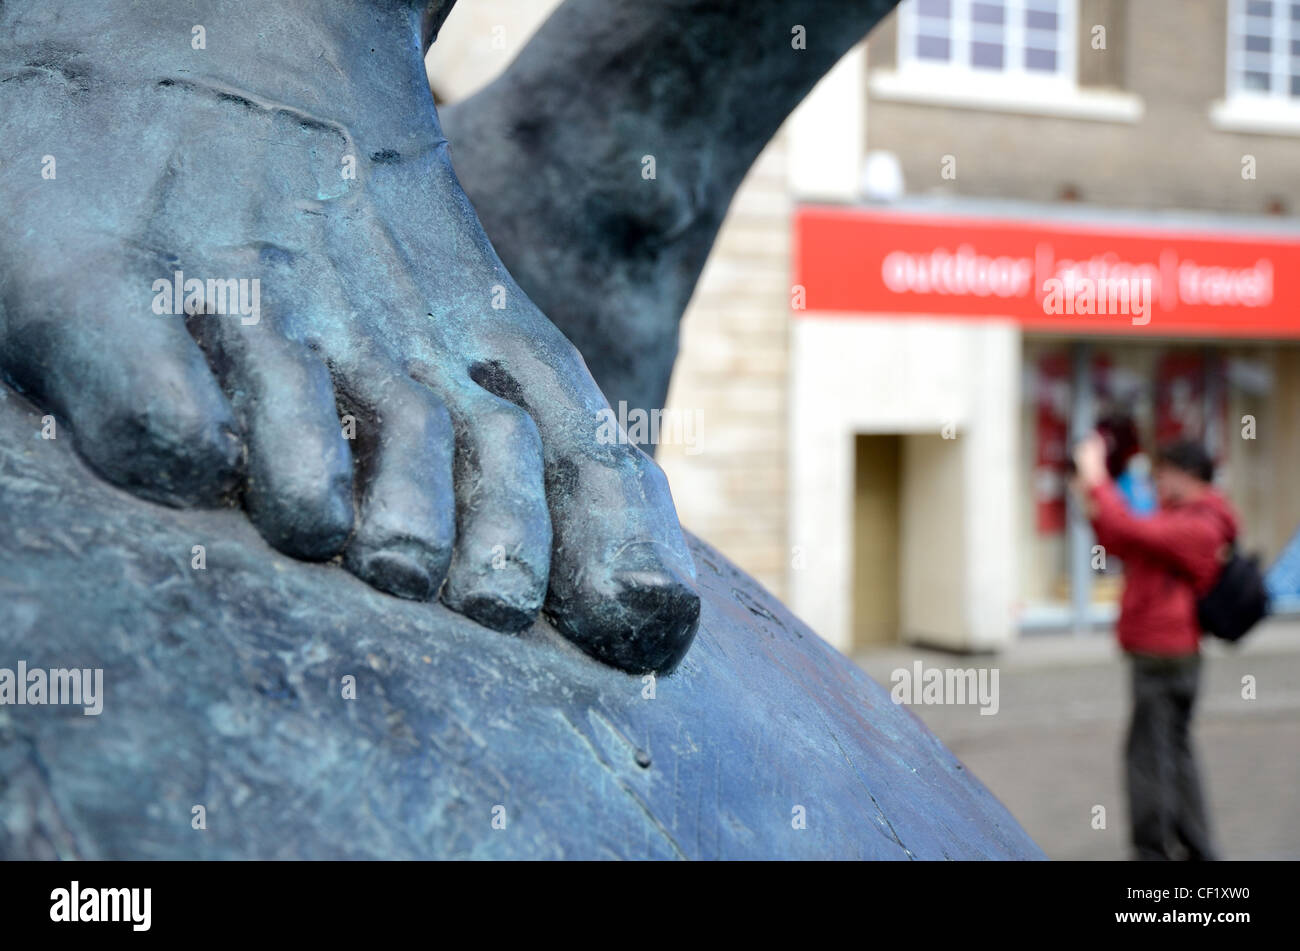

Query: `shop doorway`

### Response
(852, 434, 901, 648)
(853, 431, 971, 650)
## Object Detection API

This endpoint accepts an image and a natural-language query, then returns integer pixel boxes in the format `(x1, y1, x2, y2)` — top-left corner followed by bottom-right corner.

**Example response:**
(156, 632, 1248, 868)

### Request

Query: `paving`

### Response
(854, 619, 1300, 860)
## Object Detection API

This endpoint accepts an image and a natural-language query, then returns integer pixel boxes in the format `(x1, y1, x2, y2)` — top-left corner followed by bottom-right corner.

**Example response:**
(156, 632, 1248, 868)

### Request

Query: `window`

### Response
(875, 0, 1139, 121)
(898, 0, 1076, 82)
(1227, 0, 1300, 100)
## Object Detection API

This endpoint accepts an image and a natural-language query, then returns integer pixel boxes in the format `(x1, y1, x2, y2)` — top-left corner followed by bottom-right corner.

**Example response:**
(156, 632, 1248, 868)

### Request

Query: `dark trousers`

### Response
(1125, 652, 1216, 860)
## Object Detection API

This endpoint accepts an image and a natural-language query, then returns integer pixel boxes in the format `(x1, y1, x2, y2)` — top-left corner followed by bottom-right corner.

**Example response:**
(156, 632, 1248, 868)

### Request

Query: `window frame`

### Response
(897, 0, 1079, 87)
(1225, 0, 1300, 102)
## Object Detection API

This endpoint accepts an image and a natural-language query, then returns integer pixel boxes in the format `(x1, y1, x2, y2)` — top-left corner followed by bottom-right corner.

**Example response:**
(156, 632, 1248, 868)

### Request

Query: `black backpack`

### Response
(1198, 547, 1270, 643)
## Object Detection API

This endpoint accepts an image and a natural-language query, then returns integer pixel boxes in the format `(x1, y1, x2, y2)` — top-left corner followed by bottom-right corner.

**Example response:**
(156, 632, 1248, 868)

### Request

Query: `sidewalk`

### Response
(853, 619, 1300, 860)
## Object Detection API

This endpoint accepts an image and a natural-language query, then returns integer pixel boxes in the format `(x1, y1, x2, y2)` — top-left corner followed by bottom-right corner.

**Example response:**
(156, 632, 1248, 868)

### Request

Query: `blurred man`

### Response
(1073, 434, 1237, 860)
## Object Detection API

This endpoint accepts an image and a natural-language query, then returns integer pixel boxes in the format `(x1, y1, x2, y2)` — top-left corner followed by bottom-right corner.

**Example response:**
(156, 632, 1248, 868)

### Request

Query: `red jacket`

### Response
(1088, 481, 1239, 656)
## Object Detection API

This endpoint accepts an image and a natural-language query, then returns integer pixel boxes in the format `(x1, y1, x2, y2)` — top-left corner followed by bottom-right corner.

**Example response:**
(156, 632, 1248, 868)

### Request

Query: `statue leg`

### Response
(442, 0, 899, 417)
(0, 0, 698, 673)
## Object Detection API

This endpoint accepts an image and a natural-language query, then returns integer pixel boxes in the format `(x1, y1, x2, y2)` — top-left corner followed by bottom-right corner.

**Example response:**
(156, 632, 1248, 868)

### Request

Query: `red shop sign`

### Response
(793, 204, 1300, 338)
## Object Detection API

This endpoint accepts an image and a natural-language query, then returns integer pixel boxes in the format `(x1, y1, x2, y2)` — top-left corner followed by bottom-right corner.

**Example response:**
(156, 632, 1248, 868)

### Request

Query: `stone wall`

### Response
(657, 139, 793, 599)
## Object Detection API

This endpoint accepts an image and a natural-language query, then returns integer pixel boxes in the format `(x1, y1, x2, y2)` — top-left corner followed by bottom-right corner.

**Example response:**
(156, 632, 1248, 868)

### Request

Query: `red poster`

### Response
(1034, 353, 1070, 533)
(1154, 351, 1206, 445)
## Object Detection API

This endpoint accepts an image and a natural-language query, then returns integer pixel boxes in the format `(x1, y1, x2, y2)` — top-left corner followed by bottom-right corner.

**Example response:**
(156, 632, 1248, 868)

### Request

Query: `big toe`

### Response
(549, 540, 701, 674)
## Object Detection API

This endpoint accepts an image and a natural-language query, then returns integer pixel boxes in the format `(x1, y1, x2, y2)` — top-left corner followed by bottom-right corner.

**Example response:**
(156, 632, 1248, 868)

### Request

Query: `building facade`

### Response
(788, 0, 1300, 652)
